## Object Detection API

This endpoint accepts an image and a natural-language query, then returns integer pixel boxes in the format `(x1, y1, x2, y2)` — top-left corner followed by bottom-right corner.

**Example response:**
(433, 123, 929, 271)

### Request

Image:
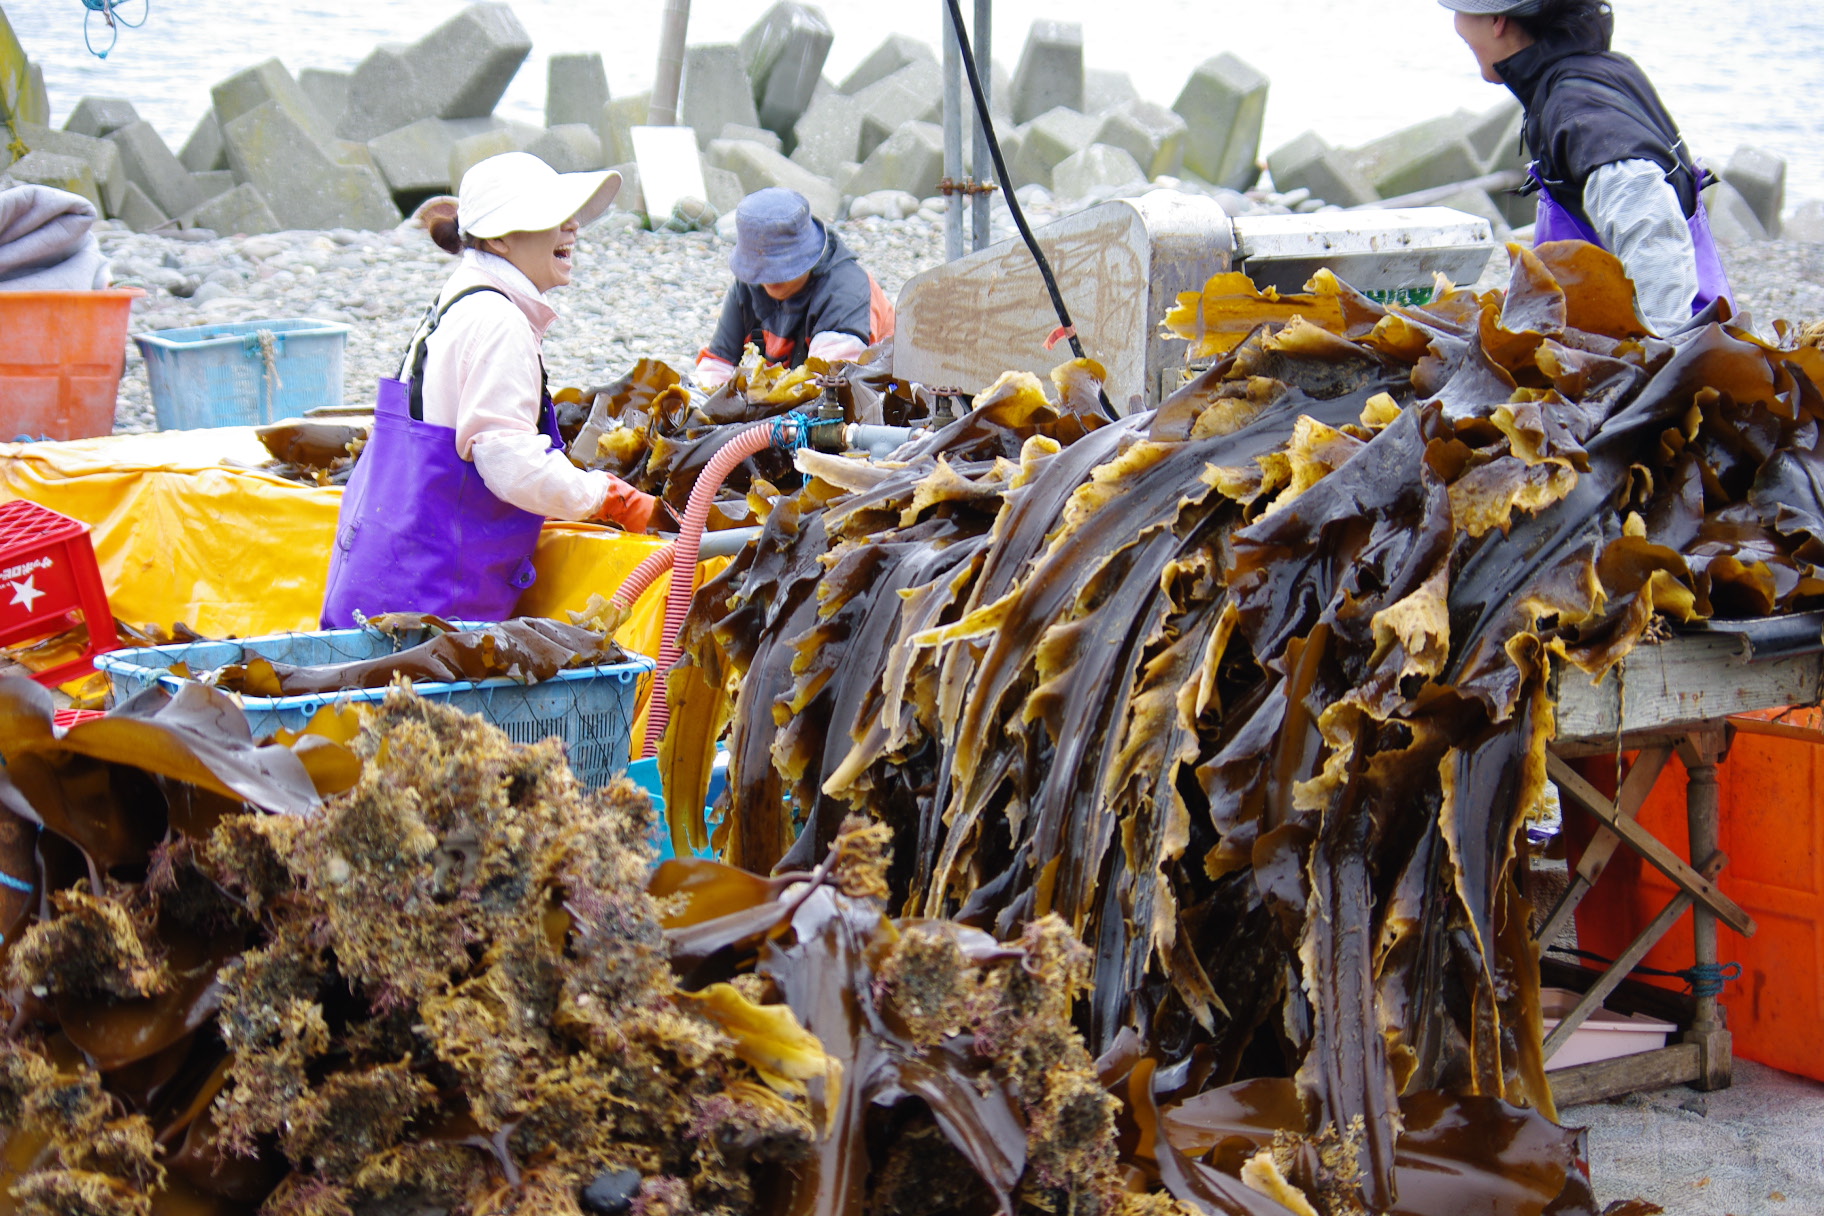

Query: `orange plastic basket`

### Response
(0, 288, 144, 441)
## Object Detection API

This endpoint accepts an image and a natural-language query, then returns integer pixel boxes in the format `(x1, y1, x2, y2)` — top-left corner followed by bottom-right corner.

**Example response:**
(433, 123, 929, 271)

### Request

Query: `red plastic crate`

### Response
(0, 499, 119, 686)
(52, 708, 105, 729)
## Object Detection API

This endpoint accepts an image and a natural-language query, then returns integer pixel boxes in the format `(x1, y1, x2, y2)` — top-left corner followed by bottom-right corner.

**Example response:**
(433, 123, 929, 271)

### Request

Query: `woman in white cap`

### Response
(322, 152, 663, 627)
(1444, 0, 1730, 332)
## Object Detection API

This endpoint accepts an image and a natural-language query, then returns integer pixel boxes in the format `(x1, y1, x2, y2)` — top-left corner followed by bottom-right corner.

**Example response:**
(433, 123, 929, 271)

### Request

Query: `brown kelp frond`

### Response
(682, 248, 1824, 1214)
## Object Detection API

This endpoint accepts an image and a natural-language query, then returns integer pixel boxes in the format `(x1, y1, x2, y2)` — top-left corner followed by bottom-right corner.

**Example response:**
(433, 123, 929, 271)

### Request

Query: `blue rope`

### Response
(771, 410, 812, 454)
(1682, 961, 1743, 999)
(0, 869, 32, 894)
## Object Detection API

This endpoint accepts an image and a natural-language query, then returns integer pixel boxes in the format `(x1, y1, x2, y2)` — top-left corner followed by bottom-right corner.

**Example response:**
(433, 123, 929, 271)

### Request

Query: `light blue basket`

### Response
(628, 752, 728, 862)
(133, 318, 350, 430)
(95, 622, 653, 788)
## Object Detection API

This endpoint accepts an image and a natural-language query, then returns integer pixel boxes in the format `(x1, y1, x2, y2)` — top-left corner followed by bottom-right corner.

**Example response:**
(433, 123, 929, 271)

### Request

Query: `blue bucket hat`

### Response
(729, 188, 825, 285)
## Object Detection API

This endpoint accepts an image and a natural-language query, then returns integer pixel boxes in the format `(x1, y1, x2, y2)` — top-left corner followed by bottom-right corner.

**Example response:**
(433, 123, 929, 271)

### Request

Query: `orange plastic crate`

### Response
(0, 289, 142, 440)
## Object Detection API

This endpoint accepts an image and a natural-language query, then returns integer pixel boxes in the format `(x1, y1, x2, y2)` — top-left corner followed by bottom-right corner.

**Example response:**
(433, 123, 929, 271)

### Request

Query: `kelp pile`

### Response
(570, 347, 944, 519)
(669, 240, 1824, 1213)
(0, 678, 1156, 1216)
(196, 616, 630, 697)
(255, 421, 368, 486)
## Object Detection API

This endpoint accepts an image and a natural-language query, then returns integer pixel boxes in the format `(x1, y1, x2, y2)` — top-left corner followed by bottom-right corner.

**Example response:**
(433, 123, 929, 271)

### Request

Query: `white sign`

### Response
(630, 125, 708, 225)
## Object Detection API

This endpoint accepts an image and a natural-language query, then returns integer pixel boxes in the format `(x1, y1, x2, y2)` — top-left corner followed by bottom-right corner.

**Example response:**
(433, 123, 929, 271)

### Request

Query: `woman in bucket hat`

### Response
(1443, 0, 1730, 332)
(322, 153, 663, 627)
(694, 187, 895, 389)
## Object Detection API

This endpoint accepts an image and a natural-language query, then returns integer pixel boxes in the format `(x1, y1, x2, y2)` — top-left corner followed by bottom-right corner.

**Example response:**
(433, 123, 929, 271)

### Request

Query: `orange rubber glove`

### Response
(594, 476, 663, 532)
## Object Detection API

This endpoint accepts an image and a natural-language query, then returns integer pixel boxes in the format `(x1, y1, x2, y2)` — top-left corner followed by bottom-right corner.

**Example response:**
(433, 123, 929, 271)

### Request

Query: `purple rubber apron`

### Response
(321, 288, 564, 627)
(1530, 164, 1734, 317)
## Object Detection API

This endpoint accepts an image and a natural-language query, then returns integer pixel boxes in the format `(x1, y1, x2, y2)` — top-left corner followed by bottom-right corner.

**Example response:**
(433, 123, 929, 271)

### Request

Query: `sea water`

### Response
(8, 0, 1822, 206)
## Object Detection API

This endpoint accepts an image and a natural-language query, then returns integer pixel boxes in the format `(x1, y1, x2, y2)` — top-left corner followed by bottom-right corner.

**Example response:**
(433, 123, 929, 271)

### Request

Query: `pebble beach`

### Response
(101, 208, 1824, 434)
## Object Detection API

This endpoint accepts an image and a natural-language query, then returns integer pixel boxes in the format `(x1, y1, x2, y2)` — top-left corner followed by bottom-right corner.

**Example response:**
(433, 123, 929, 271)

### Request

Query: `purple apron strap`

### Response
(1529, 164, 1734, 321)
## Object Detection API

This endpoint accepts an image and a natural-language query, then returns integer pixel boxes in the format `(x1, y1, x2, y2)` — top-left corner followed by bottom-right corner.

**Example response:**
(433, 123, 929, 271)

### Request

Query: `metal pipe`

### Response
(941, 0, 966, 263)
(971, 0, 993, 251)
(648, 0, 691, 127)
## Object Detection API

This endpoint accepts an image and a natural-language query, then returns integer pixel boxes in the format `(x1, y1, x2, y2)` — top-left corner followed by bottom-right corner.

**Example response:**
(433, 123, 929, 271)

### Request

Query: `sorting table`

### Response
(1542, 614, 1824, 1106)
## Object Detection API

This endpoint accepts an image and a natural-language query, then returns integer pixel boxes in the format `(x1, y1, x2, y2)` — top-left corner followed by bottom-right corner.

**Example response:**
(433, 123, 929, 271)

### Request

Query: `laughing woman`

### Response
(1444, 0, 1732, 332)
(322, 153, 663, 627)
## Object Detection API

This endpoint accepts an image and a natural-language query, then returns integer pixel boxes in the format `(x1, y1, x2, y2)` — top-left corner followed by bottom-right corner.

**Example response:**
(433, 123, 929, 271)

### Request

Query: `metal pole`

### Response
(970, 0, 993, 251)
(941, 0, 966, 262)
(649, 0, 691, 126)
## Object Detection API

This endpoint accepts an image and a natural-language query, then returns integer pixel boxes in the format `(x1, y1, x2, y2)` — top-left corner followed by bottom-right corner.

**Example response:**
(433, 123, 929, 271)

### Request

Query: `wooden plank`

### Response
(1536, 746, 1671, 946)
(1550, 1043, 1701, 1108)
(1546, 754, 1756, 936)
(1552, 638, 1821, 746)
(1728, 715, 1824, 747)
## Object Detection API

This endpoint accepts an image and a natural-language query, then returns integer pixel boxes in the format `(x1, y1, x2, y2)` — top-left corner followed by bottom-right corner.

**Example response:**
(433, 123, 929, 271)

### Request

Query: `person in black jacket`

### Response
(695, 188, 894, 388)
(1443, 0, 1731, 332)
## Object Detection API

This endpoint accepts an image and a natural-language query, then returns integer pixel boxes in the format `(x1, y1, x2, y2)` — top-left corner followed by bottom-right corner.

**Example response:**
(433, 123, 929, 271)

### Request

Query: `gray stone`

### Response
(63, 96, 138, 138)
(300, 69, 351, 130)
(1096, 100, 1187, 180)
(721, 123, 783, 154)
(680, 44, 760, 149)
(118, 181, 171, 233)
(526, 123, 606, 173)
(107, 121, 204, 219)
(739, 2, 833, 144)
(192, 169, 236, 201)
(546, 52, 610, 129)
(705, 137, 838, 220)
(846, 120, 944, 199)
(338, 4, 533, 141)
(1083, 68, 1139, 116)
(1172, 53, 1269, 191)
(448, 125, 539, 186)
(1723, 145, 1786, 238)
(789, 88, 863, 177)
(186, 182, 281, 235)
(1702, 179, 1769, 245)
(840, 34, 935, 95)
(1783, 199, 1824, 244)
(1348, 113, 1482, 200)
(1009, 105, 1099, 191)
(0, 7, 29, 124)
(180, 111, 227, 173)
(367, 116, 503, 194)
(606, 162, 645, 215)
(1468, 97, 1524, 174)
(17, 60, 47, 126)
(832, 160, 862, 198)
(1008, 19, 1083, 125)
(1051, 143, 1146, 200)
(15, 122, 126, 216)
(6, 151, 100, 211)
(849, 188, 920, 220)
(212, 59, 335, 145)
(599, 93, 649, 166)
(855, 59, 942, 162)
(703, 164, 744, 216)
(1266, 130, 1376, 208)
(223, 100, 402, 230)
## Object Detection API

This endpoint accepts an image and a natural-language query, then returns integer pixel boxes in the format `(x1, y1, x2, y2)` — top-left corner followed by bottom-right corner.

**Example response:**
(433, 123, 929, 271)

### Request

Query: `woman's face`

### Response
(1454, 12, 1531, 83)
(485, 216, 581, 293)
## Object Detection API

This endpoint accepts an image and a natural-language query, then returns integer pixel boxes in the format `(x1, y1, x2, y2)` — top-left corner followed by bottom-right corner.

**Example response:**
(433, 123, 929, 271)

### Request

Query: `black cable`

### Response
(941, 0, 1117, 420)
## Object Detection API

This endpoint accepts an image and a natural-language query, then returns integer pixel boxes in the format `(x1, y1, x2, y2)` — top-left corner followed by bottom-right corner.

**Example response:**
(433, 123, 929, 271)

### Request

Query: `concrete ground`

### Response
(1569, 1060, 1824, 1215)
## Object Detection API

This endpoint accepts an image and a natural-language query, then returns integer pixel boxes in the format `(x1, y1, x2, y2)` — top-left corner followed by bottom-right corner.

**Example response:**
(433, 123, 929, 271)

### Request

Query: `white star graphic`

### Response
(8, 576, 45, 614)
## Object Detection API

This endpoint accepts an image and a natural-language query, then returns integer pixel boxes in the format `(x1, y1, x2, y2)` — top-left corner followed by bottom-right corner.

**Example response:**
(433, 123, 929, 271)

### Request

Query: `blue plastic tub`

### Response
(628, 753, 728, 862)
(95, 622, 652, 788)
(133, 318, 350, 429)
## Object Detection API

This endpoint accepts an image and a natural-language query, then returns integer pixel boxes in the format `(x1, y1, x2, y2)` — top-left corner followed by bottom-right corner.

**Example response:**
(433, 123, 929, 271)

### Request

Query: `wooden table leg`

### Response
(1679, 728, 1733, 1091)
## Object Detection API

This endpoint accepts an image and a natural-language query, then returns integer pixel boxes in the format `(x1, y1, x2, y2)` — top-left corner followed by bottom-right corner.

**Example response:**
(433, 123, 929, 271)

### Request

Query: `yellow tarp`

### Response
(0, 428, 723, 743)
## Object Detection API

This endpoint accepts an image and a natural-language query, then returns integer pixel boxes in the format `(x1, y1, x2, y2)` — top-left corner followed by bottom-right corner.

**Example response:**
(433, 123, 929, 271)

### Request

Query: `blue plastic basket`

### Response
(133, 318, 350, 429)
(94, 622, 653, 788)
(628, 753, 728, 862)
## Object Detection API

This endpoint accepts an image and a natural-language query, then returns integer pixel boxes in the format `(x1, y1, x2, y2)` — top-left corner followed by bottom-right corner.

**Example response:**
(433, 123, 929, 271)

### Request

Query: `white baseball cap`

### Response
(457, 152, 621, 239)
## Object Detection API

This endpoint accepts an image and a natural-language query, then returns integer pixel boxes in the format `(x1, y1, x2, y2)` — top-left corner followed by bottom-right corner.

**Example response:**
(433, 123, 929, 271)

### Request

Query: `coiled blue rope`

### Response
(0, 870, 30, 894)
(1683, 961, 1743, 999)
